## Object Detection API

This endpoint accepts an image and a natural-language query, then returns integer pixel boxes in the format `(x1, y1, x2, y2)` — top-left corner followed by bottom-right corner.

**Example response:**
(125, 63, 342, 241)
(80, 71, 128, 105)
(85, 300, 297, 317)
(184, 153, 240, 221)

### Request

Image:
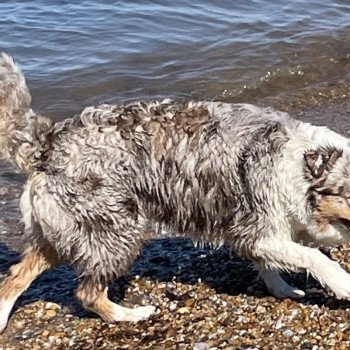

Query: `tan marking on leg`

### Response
(0, 245, 59, 300)
(76, 281, 115, 322)
(0, 245, 60, 333)
(76, 278, 155, 323)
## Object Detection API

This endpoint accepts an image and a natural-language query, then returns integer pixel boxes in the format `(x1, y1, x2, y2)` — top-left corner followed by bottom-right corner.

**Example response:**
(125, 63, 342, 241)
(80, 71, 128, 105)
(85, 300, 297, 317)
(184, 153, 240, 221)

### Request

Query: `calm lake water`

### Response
(0, 0, 349, 119)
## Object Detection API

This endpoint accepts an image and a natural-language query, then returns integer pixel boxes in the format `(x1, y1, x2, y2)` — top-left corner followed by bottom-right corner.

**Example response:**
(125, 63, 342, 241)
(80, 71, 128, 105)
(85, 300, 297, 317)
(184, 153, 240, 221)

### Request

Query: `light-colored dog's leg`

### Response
(256, 263, 305, 298)
(0, 246, 59, 333)
(76, 277, 155, 323)
(255, 239, 350, 299)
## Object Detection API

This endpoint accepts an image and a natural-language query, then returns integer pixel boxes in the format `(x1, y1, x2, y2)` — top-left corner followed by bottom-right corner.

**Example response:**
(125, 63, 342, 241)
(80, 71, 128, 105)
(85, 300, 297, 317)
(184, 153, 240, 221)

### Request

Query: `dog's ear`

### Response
(303, 147, 343, 185)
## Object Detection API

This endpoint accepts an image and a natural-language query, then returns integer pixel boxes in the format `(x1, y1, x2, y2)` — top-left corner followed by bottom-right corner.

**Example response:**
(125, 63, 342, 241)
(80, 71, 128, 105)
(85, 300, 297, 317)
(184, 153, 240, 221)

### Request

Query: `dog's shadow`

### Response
(0, 238, 349, 319)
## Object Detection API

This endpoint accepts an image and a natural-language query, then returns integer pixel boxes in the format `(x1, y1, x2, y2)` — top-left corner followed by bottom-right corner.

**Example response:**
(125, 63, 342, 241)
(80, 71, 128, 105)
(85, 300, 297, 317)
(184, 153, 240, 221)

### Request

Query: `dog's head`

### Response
(304, 147, 350, 241)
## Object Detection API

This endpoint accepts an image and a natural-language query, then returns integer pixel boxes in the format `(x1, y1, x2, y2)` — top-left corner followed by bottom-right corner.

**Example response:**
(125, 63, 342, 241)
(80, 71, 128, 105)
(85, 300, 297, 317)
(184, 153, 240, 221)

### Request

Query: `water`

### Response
(0, 0, 349, 119)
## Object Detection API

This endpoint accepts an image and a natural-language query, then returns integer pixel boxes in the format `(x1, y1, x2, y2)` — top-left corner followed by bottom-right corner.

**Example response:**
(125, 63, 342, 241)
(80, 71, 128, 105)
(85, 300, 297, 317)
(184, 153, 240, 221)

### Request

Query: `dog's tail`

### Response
(0, 54, 53, 252)
(0, 53, 52, 172)
(0, 53, 31, 117)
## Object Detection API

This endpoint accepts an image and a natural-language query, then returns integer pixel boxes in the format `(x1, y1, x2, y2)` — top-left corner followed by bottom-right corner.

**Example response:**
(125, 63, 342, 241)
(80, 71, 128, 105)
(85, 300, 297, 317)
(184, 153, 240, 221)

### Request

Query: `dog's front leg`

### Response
(254, 239, 350, 300)
(0, 245, 59, 333)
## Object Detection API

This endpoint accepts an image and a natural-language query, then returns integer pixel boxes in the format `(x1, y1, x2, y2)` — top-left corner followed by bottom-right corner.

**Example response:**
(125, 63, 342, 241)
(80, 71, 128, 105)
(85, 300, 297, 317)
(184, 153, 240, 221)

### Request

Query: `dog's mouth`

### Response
(338, 218, 350, 229)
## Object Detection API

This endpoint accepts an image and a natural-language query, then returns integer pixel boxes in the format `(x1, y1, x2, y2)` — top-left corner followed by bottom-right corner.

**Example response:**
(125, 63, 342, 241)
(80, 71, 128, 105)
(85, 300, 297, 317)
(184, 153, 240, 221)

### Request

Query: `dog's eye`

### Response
(317, 189, 339, 196)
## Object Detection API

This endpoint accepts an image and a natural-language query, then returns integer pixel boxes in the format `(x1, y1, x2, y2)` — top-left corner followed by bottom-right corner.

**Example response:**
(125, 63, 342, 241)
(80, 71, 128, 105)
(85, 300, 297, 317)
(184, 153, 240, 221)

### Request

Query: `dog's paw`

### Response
(258, 266, 305, 299)
(318, 262, 350, 300)
(112, 304, 156, 323)
(327, 281, 350, 300)
(0, 320, 7, 334)
(128, 305, 156, 322)
(268, 284, 305, 299)
(0, 299, 15, 333)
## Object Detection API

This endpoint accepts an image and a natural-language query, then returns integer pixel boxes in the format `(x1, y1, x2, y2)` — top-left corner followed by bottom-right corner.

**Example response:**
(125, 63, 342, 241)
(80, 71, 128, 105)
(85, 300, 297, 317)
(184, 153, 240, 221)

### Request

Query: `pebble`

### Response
(275, 320, 284, 330)
(169, 302, 177, 311)
(256, 305, 266, 313)
(44, 309, 57, 318)
(194, 343, 210, 350)
(282, 329, 294, 337)
(177, 307, 190, 314)
(41, 330, 49, 337)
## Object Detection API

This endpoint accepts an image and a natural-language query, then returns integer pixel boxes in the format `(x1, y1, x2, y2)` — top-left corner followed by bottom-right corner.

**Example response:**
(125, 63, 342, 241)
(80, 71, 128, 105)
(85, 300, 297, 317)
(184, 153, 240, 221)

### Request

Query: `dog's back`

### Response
(41, 101, 291, 259)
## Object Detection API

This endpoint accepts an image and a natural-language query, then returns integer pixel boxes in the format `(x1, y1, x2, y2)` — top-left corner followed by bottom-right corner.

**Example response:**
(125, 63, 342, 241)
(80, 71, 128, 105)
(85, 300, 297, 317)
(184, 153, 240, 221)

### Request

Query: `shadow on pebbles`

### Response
(2, 238, 350, 350)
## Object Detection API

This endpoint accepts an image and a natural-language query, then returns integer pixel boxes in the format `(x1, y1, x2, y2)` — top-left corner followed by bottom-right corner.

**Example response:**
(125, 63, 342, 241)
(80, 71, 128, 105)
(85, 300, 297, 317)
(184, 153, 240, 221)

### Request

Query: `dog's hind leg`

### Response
(255, 263, 305, 298)
(255, 239, 350, 300)
(32, 176, 156, 323)
(70, 208, 155, 323)
(76, 277, 155, 323)
(0, 245, 59, 333)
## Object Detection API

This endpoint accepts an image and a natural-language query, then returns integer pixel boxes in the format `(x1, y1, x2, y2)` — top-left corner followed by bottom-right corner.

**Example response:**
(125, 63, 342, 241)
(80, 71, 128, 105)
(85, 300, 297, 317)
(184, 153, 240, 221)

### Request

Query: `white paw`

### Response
(0, 299, 14, 333)
(258, 266, 305, 299)
(326, 278, 350, 300)
(268, 284, 305, 299)
(317, 262, 350, 300)
(0, 319, 7, 334)
(333, 290, 350, 300)
(127, 305, 156, 322)
(112, 304, 156, 323)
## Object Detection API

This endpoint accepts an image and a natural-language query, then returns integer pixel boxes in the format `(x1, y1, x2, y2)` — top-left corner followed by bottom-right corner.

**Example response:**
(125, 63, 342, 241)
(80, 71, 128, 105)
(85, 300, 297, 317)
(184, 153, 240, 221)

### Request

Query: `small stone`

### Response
(177, 307, 190, 314)
(14, 321, 24, 329)
(41, 330, 50, 338)
(51, 331, 66, 337)
(256, 305, 266, 313)
(169, 302, 177, 311)
(45, 309, 57, 318)
(282, 329, 294, 337)
(194, 343, 210, 350)
(0, 187, 9, 196)
(275, 320, 284, 330)
(185, 299, 195, 307)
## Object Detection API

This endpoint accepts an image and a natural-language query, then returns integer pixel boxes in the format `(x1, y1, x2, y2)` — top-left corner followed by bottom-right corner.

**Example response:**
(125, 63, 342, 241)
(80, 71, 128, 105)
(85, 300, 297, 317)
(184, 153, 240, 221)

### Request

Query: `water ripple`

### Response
(0, 0, 349, 117)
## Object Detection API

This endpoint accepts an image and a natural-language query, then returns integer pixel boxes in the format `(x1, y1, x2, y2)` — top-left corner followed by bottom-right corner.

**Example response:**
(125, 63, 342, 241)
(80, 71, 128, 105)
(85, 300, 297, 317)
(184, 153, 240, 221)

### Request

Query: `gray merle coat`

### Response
(1, 53, 350, 330)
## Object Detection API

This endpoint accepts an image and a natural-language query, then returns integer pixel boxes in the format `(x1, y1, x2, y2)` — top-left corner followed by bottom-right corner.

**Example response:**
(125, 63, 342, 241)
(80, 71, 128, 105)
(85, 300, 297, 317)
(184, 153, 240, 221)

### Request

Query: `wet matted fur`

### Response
(2, 53, 350, 330)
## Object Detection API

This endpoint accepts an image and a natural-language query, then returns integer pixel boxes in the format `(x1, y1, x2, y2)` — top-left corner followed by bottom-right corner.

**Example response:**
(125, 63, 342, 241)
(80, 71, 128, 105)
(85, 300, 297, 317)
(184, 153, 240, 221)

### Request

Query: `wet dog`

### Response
(1, 53, 350, 332)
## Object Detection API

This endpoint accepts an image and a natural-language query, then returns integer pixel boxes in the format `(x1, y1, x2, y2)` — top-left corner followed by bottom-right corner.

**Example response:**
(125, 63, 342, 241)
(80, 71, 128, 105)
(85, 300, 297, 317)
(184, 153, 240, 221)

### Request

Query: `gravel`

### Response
(1, 210, 350, 349)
